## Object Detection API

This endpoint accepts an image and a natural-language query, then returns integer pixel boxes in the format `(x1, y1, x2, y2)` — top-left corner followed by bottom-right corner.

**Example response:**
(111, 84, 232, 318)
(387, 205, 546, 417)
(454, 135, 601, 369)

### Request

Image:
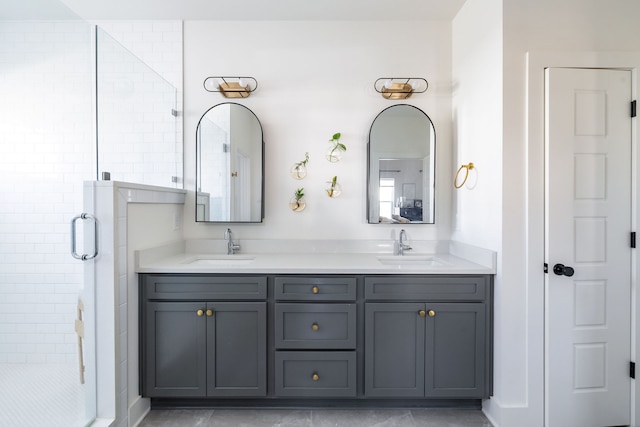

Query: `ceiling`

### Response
(3, 0, 467, 21)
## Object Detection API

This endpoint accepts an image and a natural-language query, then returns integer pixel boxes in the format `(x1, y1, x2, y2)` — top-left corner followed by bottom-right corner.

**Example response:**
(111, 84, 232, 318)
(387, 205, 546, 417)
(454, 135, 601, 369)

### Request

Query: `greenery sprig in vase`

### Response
(325, 176, 342, 198)
(290, 152, 309, 179)
(289, 187, 306, 212)
(325, 132, 346, 163)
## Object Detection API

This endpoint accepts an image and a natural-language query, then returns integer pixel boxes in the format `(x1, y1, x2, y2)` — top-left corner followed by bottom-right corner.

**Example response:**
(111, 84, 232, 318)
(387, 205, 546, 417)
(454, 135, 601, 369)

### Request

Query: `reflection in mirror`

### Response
(196, 103, 264, 222)
(368, 104, 435, 224)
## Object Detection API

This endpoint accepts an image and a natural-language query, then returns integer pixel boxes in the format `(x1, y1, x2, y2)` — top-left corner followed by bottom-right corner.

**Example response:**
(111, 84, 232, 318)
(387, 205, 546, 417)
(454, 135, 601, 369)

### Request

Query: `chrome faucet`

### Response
(397, 229, 412, 256)
(224, 228, 241, 255)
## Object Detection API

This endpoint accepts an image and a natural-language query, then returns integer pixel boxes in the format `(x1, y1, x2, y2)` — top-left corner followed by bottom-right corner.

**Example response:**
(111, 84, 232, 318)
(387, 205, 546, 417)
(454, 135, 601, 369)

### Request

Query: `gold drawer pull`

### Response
(418, 310, 426, 317)
(196, 309, 204, 317)
(311, 286, 319, 294)
(312, 373, 319, 381)
(428, 310, 436, 317)
(206, 309, 214, 317)
(311, 323, 319, 332)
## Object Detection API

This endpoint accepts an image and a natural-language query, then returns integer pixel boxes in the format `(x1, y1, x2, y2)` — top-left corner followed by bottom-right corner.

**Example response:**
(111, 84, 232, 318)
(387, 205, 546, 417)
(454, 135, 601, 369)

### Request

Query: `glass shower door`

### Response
(0, 18, 97, 427)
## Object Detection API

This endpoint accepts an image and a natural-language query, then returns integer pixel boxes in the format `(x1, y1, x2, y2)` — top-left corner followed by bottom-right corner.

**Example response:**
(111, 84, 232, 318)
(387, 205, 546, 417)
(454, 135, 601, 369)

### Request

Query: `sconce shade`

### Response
(204, 76, 258, 98)
(374, 78, 428, 99)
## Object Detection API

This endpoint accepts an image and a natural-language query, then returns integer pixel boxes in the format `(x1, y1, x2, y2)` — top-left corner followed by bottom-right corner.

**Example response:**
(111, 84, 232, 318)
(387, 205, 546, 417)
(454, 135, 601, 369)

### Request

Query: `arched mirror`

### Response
(196, 102, 264, 222)
(367, 104, 435, 224)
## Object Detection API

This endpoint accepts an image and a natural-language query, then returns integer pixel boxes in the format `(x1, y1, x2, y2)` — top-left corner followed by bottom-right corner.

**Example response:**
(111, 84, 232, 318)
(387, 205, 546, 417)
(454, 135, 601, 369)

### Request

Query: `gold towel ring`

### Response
(454, 162, 474, 189)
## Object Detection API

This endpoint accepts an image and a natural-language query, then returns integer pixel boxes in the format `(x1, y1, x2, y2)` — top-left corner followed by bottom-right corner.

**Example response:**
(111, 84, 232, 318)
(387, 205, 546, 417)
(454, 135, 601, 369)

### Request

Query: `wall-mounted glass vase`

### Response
(325, 133, 345, 163)
(290, 152, 309, 179)
(289, 198, 306, 211)
(325, 176, 342, 198)
(290, 188, 306, 211)
(290, 164, 307, 179)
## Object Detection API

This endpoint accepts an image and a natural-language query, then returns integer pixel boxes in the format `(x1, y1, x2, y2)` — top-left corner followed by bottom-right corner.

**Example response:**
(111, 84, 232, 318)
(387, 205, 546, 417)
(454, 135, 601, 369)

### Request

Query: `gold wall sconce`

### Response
(203, 76, 258, 98)
(454, 162, 477, 189)
(374, 78, 428, 99)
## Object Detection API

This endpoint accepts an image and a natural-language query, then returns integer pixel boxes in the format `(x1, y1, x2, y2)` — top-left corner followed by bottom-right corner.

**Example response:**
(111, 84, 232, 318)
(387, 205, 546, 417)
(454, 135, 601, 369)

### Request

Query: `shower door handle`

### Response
(71, 213, 98, 261)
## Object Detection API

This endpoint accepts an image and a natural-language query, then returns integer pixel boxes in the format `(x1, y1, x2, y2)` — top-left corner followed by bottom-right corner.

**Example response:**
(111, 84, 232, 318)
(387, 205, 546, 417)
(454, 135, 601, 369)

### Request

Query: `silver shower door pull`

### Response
(70, 213, 98, 261)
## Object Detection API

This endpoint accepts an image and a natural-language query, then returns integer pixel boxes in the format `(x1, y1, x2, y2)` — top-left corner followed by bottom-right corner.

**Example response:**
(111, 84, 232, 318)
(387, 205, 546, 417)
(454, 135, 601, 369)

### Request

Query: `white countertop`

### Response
(135, 240, 496, 275)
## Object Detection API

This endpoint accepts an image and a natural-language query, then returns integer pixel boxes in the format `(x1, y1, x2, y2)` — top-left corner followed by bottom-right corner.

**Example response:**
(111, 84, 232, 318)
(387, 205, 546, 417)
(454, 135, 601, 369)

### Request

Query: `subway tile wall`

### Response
(0, 21, 183, 364)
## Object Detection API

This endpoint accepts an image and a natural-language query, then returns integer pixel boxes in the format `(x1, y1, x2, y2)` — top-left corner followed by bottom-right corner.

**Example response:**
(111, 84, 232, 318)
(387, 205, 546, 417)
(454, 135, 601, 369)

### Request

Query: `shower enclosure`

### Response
(0, 13, 181, 427)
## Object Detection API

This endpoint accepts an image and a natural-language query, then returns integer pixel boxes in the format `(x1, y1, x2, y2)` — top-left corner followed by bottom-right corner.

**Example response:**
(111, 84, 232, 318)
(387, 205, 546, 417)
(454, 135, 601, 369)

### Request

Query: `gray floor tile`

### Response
(311, 408, 415, 427)
(410, 408, 493, 427)
(206, 409, 312, 427)
(139, 408, 494, 427)
(139, 409, 214, 427)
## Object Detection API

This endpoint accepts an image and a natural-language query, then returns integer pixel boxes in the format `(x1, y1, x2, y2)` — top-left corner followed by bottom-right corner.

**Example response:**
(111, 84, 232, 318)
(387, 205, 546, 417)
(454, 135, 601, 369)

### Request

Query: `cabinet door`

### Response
(143, 301, 207, 397)
(206, 302, 267, 396)
(364, 302, 425, 397)
(425, 303, 486, 398)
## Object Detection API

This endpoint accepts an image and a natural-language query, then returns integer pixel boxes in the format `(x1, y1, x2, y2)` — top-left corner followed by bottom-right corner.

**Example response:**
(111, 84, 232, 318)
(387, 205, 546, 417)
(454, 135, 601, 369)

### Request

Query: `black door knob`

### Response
(553, 263, 575, 277)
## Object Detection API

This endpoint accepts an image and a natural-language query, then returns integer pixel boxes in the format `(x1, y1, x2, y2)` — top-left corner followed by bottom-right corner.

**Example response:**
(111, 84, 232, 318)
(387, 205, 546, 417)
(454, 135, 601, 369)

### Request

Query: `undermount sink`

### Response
(182, 255, 255, 266)
(377, 255, 446, 266)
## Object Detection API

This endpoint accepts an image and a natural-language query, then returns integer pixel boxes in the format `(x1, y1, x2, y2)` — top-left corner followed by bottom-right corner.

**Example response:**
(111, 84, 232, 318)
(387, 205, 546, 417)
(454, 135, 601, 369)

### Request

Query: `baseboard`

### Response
(483, 398, 538, 427)
(129, 396, 151, 427)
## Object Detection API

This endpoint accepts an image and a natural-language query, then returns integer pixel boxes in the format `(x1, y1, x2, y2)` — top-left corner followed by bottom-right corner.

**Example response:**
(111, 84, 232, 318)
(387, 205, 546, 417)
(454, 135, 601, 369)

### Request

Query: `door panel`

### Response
(364, 302, 425, 397)
(545, 67, 631, 427)
(425, 303, 485, 398)
(207, 302, 267, 396)
(144, 302, 207, 397)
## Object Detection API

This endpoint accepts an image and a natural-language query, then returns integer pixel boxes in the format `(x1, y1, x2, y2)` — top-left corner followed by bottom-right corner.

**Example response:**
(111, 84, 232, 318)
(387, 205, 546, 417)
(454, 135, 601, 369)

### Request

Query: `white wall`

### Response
(127, 202, 183, 425)
(451, 0, 502, 248)
(182, 20, 453, 242)
(453, 1, 640, 426)
(451, 0, 508, 422)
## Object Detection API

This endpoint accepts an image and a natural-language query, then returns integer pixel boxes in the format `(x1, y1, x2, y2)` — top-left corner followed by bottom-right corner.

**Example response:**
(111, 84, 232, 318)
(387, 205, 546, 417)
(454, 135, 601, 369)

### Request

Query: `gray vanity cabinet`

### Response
(364, 275, 492, 399)
(140, 273, 492, 403)
(140, 275, 267, 398)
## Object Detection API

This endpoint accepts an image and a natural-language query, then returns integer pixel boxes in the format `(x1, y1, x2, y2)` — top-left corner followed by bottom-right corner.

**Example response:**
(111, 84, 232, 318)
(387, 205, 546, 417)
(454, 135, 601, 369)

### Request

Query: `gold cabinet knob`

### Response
(418, 310, 426, 317)
(311, 286, 319, 294)
(312, 373, 319, 381)
(311, 323, 319, 332)
(206, 309, 214, 317)
(196, 309, 204, 317)
(428, 310, 436, 317)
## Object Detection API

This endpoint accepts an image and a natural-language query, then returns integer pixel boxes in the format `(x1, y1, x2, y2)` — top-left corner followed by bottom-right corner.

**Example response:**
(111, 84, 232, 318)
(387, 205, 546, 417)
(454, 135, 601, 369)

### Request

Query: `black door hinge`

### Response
(632, 100, 637, 118)
(632, 232, 636, 249)
(544, 263, 548, 274)
(631, 361, 636, 379)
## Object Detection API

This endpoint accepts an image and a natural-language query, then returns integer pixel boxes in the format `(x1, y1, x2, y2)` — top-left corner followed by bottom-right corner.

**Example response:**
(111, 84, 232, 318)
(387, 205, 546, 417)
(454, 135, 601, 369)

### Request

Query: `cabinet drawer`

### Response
(364, 275, 489, 301)
(274, 277, 356, 301)
(274, 351, 356, 397)
(142, 274, 267, 300)
(275, 303, 356, 349)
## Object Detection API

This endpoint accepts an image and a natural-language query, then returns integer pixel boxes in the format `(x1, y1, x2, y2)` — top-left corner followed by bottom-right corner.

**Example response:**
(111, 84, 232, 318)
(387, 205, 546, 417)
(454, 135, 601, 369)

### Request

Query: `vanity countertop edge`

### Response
(135, 239, 496, 275)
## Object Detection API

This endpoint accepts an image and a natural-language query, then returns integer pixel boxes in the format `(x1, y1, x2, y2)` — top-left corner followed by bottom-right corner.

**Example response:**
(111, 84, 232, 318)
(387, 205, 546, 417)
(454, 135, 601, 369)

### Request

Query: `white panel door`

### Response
(545, 67, 632, 427)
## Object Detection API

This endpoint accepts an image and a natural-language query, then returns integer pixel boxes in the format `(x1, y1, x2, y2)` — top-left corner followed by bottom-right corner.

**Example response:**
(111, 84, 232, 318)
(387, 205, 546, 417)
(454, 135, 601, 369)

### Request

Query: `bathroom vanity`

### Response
(137, 241, 494, 407)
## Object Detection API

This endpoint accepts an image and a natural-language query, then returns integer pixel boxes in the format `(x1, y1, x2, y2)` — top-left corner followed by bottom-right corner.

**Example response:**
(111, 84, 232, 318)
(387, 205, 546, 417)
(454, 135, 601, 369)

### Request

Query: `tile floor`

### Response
(0, 364, 87, 427)
(138, 408, 493, 427)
